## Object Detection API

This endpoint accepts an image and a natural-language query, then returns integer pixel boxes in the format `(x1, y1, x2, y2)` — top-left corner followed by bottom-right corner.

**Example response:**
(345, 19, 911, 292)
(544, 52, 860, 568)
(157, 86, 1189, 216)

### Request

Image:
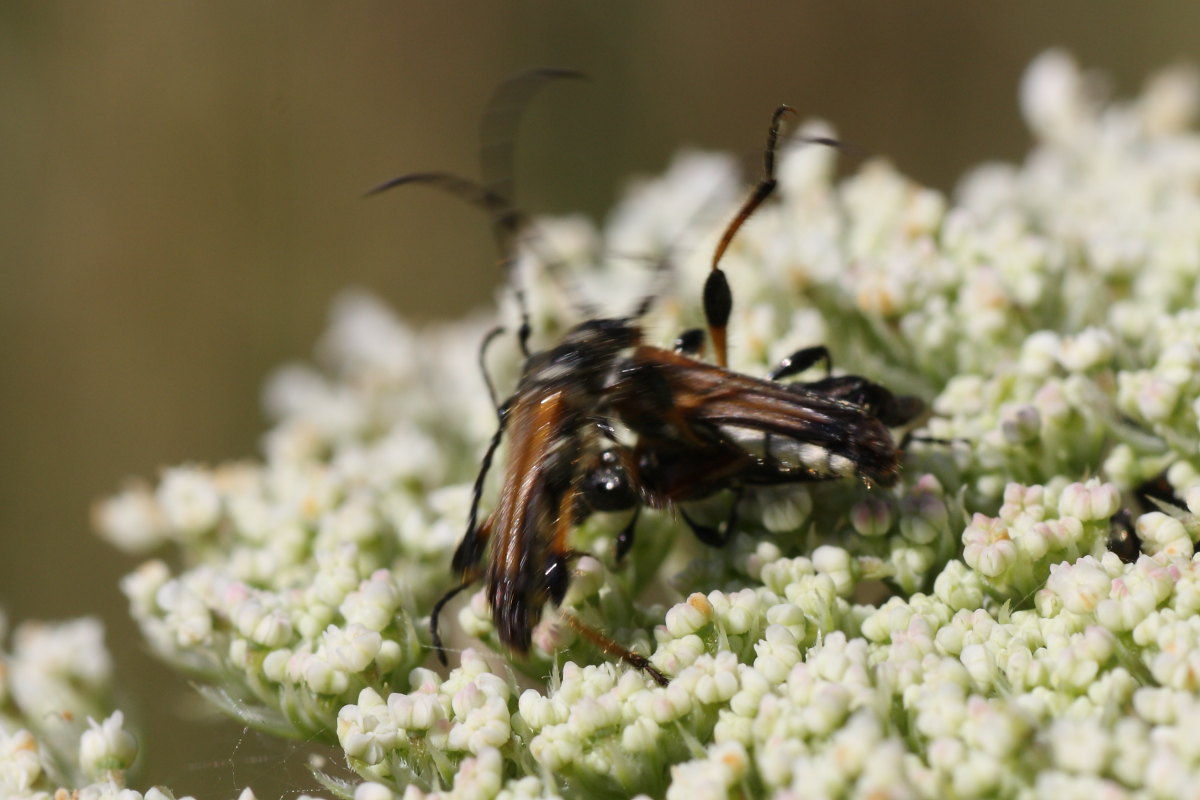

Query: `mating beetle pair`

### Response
(372, 70, 922, 685)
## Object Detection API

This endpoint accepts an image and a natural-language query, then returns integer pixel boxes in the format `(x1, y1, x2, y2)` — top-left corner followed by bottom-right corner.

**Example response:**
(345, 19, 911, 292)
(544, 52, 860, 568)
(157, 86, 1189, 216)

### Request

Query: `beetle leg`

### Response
(559, 611, 668, 687)
(672, 328, 706, 356)
(679, 486, 744, 548)
(767, 345, 832, 381)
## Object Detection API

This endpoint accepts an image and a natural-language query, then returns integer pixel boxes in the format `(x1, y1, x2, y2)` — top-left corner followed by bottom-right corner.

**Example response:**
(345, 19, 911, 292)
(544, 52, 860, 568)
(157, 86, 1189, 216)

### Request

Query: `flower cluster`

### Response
(340, 541, 1200, 799)
(92, 295, 508, 739)
(55, 49, 1200, 798)
(0, 616, 165, 798)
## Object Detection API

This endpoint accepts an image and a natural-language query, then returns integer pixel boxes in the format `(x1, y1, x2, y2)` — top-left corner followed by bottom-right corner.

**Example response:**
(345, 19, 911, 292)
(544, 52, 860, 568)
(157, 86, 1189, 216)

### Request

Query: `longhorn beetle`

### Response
(371, 71, 921, 685)
(588, 106, 923, 558)
(371, 69, 670, 684)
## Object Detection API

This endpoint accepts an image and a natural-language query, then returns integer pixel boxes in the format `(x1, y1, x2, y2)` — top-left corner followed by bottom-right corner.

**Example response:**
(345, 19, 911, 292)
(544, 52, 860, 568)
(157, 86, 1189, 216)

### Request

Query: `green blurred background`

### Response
(1, 3, 1197, 795)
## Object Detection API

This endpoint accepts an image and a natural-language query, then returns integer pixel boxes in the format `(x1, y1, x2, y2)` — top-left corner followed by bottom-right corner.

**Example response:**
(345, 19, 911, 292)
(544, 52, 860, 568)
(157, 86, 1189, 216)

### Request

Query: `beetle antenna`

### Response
(479, 67, 587, 213)
(702, 104, 793, 367)
(369, 68, 586, 357)
(701, 110, 845, 367)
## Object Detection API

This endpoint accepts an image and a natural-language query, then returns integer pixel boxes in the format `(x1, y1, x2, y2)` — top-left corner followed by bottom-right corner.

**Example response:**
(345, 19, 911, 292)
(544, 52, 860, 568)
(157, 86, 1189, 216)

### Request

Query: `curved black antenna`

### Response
(365, 171, 523, 254)
(370, 69, 587, 357)
(479, 67, 587, 210)
(478, 67, 585, 352)
(370, 69, 585, 254)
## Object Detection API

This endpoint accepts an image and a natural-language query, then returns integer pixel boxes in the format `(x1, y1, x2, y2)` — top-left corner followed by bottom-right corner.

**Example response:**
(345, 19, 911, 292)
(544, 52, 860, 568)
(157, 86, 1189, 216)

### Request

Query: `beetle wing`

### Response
(484, 389, 583, 652)
(616, 346, 902, 486)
